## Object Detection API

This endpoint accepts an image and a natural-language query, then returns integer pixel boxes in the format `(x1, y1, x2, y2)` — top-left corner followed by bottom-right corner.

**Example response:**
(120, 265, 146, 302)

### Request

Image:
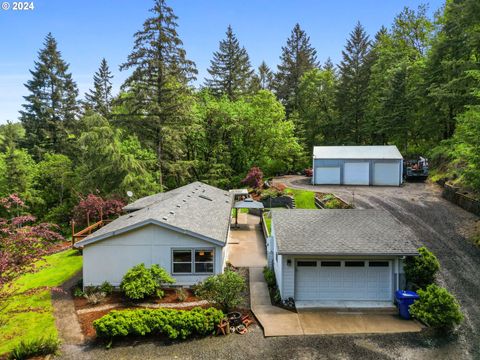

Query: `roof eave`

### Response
(277, 251, 419, 257)
(74, 219, 227, 248)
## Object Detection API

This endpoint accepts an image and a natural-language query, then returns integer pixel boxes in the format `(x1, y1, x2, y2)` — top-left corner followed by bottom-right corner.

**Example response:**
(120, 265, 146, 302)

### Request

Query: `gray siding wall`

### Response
(83, 224, 224, 287)
(313, 158, 402, 186)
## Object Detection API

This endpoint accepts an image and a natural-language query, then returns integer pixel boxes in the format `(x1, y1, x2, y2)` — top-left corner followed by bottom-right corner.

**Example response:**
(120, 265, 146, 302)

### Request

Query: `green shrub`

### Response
(410, 284, 463, 329)
(263, 267, 276, 288)
(8, 336, 60, 360)
(73, 287, 84, 297)
(100, 281, 114, 295)
(196, 269, 246, 312)
(404, 247, 440, 289)
(93, 307, 224, 342)
(120, 263, 175, 300)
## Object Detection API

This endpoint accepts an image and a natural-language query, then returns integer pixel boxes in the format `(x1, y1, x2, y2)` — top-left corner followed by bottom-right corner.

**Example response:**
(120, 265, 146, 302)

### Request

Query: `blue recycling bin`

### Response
(395, 290, 419, 319)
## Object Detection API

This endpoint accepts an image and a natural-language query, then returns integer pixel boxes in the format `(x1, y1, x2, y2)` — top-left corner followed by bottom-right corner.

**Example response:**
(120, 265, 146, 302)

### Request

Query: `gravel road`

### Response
(57, 177, 480, 360)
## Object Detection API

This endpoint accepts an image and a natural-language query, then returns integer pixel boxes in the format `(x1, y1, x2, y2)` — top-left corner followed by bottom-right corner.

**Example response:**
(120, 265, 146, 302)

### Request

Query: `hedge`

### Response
(93, 307, 224, 341)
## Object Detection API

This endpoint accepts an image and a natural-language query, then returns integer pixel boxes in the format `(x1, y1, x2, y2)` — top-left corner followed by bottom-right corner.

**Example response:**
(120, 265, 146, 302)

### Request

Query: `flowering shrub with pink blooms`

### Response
(0, 194, 64, 292)
(241, 167, 264, 189)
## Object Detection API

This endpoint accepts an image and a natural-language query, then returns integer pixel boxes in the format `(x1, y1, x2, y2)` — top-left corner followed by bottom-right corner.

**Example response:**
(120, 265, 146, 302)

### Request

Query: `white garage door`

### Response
(295, 260, 392, 301)
(373, 162, 400, 186)
(314, 167, 341, 185)
(344, 162, 370, 185)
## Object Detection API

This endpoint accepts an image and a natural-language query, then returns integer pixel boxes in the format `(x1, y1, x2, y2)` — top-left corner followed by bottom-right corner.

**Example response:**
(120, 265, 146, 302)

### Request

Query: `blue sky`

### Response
(0, 0, 444, 123)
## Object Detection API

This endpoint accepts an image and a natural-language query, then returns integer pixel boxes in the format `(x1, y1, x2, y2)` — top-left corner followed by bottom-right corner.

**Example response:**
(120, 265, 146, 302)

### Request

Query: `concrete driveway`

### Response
(227, 214, 267, 268)
(297, 308, 423, 335)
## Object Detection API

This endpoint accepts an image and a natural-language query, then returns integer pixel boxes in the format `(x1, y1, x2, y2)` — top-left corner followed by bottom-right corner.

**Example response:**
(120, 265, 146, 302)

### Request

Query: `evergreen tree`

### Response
(336, 22, 371, 144)
(273, 23, 318, 115)
(250, 61, 274, 92)
(424, 0, 480, 140)
(119, 0, 197, 189)
(84, 58, 114, 118)
(205, 25, 254, 99)
(20, 33, 79, 158)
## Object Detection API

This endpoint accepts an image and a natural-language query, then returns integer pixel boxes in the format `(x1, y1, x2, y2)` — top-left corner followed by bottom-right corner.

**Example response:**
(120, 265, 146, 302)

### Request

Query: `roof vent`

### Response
(187, 194, 191, 198)
(199, 194, 213, 201)
(162, 216, 168, 221)
(183, 199, 187, 202)
(169, 210, 175, 215)
(176, 204, 181, 208)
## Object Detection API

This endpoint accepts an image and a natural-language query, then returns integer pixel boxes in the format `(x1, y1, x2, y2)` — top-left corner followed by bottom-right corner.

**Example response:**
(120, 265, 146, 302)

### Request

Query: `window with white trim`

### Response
(172, 249, 214, 274)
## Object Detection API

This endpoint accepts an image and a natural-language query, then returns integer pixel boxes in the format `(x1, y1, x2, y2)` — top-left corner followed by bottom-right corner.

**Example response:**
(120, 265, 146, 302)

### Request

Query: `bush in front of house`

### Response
(100, 281, 114, 295)
(409, 284, 463, 329)
(8, 336, 60, 360)
(404, 246, 440, 289)
(120, 263, 175, 300)
(93, 307, 224, 342)
(195, 269, 246, 312)
(263, 267, 276, 288)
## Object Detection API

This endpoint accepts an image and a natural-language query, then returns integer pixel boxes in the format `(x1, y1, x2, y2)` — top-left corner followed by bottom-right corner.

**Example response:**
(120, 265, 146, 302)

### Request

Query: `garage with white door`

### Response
(312, 146, 403, 186)
(295, 259, 392, 302)
(270, 209, 419, 308)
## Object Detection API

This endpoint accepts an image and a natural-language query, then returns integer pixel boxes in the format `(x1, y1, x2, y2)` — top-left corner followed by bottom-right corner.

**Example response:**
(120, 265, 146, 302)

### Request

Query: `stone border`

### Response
(76, 299, 209, 315)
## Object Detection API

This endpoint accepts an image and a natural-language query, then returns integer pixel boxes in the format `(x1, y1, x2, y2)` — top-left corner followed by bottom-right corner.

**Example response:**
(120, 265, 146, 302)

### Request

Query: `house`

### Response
(74, 182, 234, 287)
(268, 209, 418, 307)
(312, 145, 403, 186)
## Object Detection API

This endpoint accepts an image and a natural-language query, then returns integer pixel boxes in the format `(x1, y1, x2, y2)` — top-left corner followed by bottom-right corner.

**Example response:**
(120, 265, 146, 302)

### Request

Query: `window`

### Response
(321, 261, 341, 267)
(297, 261, 317, 267)
(369, 261, 389, 267)
(172, 250, 192, 273)
(195, 250, 214, 273)
(345, 261, 365, 267)
(172, 249, 215, 274)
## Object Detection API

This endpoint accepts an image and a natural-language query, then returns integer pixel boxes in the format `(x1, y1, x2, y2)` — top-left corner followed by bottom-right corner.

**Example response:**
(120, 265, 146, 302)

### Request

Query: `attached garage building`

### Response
(269, 209, 418, 308)
(312, 145, 403, 186)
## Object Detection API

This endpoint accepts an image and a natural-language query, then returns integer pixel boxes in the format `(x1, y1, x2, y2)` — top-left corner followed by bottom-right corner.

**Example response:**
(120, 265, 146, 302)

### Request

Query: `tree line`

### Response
(0, 0, 479, 229)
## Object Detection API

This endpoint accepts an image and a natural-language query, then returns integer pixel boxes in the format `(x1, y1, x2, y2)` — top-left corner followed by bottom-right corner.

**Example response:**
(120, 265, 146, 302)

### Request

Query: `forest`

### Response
(0, 0, 479, 231)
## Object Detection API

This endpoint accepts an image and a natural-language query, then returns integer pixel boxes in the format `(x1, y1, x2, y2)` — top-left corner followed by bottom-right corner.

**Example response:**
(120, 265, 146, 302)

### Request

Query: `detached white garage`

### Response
(270, 209, 418, 308)
(312, 146, 403, 186)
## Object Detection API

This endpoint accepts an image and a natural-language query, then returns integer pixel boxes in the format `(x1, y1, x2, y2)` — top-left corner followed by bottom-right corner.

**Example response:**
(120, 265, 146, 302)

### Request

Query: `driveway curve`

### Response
(274, 175, 480, 358)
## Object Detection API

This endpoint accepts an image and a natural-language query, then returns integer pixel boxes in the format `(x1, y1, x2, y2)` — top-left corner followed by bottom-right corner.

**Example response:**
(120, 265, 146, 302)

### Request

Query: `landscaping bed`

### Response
(315, 192, 353, 209)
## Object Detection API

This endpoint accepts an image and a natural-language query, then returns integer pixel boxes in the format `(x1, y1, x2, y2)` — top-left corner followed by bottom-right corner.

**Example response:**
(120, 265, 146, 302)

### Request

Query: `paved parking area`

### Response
(297, 309, 423, 335)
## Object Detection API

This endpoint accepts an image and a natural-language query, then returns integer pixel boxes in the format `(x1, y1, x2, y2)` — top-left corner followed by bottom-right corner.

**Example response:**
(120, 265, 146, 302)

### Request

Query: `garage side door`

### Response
(295, 260, 392, 302)
(373, 162, 400, 186)
(314, 167, 341, 185)
(344, 162, 370, 185)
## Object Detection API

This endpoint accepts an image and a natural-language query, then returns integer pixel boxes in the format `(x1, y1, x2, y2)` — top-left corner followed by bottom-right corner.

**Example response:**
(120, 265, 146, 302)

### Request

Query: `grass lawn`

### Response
(0, 249, 82, 356)
(263, 213, 272, 235)
(285, 188, 317, 209)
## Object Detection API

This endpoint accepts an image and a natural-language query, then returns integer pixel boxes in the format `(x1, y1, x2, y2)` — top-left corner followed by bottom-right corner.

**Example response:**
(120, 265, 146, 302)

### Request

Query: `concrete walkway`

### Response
(250, 267, 305, 336)
(228, 214, 268, 268)
(51, 271, 85, 345)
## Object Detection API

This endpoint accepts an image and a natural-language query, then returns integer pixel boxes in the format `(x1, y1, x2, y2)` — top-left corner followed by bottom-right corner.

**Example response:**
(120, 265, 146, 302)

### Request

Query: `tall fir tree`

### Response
(336, 22, 371, 144)
(119, 0, 197, 189)
(20, 33, 79, 159)
(84, 58, 114, 118)
(205, 25, 254, 99)
(273, 23, 318, 116)
(250, 61, 274, 92)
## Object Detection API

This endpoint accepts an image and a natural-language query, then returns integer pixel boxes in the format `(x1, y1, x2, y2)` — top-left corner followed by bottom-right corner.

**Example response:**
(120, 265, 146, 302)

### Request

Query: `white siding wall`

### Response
(83, 224, 224, 287)
(282, 256, 295, 298)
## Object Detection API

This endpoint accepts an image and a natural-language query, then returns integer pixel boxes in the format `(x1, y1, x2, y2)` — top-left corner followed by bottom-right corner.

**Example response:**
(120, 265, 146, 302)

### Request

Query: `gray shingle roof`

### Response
(272, 209, 418, 256)
(313, 145, 403, 160)
(75, 182, 234, 247)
